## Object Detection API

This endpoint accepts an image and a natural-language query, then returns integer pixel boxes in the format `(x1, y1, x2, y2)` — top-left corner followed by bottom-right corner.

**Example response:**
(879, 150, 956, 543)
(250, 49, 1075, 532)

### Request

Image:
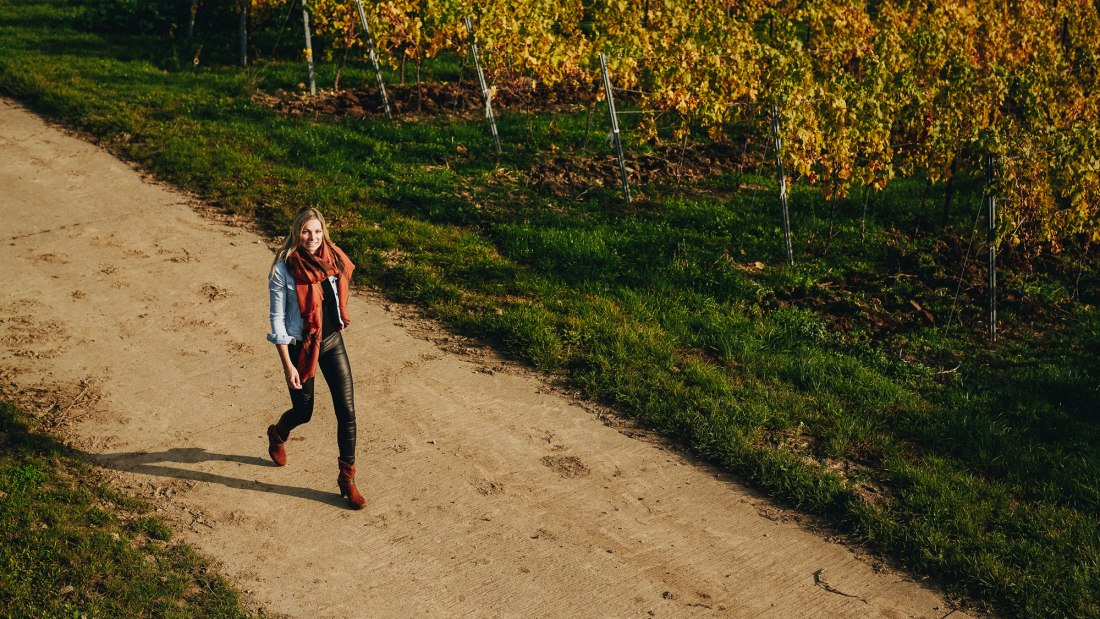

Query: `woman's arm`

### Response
(267, 263, 295, 345)
(276, 343, 302, 390)
(269, 262, 301, 389)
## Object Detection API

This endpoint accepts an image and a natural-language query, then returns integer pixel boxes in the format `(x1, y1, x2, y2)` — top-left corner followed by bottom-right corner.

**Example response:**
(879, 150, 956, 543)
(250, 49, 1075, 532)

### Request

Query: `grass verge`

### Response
(1, 1, 1098, 616)
(0, 401, 251, 617)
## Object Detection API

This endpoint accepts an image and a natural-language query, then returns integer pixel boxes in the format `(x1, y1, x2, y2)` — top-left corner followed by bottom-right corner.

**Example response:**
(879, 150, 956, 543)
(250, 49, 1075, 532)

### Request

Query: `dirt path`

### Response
(0, 97, 968, 618)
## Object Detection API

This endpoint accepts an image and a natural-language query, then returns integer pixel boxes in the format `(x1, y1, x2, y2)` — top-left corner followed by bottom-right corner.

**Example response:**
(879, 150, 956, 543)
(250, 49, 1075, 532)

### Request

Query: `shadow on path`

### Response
(86, 446, 343, 507)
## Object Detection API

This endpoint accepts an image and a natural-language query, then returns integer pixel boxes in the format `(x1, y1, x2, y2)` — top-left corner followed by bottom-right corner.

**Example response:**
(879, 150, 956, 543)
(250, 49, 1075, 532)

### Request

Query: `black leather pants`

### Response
(275, 331, 357, 463)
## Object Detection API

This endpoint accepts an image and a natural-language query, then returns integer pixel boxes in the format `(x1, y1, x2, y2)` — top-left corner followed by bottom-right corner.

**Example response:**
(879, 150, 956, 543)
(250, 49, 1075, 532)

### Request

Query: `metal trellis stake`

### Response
(353, 0, 391, 119)
(239, 1, 248, 68)
(599, 53, 631, 203)
(986, 154, 997, 341)
(187, 0, 198, 39)
(301, 0, 316, 96)
(463, 17, 501, 155)
(770, 104, 794, 265)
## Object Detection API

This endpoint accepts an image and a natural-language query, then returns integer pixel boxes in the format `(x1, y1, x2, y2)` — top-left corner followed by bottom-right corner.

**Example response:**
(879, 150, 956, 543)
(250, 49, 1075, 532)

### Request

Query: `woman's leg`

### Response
(317, 332, 356, 464)
(275, 343, 316, 438)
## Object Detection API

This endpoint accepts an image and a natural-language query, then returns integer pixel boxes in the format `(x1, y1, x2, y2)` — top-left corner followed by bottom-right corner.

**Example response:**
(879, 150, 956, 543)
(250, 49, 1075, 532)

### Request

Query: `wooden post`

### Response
(599, 53, 631, 202)
(770, 104, 794, 264)
(463, 17, 501, 155)
(986, 154, 997, 341)
(301, 0, 316, 96)
(353, 0, 391, 119)
(187, 0, 198, 38)
(239, 1, 248, 68)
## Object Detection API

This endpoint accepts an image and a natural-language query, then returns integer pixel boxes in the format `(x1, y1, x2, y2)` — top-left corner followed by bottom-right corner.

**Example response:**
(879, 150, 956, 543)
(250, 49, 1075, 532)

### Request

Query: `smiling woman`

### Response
(265, 206, 365, 509)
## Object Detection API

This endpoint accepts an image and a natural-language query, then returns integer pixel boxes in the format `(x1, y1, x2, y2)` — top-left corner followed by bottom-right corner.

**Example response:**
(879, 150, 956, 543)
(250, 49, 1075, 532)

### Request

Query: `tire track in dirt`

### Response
(0, 97, 971, 618)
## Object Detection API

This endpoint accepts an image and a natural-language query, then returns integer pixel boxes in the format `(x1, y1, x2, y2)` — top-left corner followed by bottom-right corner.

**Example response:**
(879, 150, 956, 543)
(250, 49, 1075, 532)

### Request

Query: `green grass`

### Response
(0, 402, 251, 617)
(2, 1, 1099, 616)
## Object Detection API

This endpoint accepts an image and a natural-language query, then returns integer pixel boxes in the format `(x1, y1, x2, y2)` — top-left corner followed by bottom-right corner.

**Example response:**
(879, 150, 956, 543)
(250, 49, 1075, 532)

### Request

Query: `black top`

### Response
(321, 276, 340, 338)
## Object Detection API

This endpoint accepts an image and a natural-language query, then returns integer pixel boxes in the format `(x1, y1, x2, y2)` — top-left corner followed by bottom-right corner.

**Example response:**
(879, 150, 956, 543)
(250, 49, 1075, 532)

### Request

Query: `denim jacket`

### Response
(267, 261, 344, 345)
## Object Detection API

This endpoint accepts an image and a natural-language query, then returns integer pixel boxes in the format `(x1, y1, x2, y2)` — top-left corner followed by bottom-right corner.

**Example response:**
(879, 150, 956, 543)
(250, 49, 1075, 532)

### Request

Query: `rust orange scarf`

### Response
(285, 240, 354, 382)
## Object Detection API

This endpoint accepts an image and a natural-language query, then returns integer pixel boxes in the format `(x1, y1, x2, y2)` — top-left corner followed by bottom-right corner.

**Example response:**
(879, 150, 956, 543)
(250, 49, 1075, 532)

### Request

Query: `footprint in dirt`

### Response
(169, 249, 197, 263)
(541, 454, 590, 479)
(227, 341, 254, 355)
(0, 305, 70, 359)
(201, 283, 230, 301)
(30, 252, 69, 265)
(476, 479, 506, 496)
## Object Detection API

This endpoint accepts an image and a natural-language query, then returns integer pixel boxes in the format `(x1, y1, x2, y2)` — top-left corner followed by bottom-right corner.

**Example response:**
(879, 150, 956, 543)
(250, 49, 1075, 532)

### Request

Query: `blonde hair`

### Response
(269, 207, 334, 278)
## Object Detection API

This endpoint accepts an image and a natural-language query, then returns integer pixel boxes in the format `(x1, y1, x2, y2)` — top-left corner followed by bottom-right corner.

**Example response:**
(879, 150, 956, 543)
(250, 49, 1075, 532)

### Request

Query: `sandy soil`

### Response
(0, 97, 971, 618)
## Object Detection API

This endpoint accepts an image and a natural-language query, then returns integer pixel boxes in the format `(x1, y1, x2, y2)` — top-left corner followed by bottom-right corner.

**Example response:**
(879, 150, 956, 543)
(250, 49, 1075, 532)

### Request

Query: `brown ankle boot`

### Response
(337, 459, 366, 509)
(267, 425, 287, 466)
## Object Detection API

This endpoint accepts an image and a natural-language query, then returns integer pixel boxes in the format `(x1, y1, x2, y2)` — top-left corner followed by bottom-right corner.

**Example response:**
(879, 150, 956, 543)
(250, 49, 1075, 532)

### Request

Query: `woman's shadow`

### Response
(86, 446, 342, 506)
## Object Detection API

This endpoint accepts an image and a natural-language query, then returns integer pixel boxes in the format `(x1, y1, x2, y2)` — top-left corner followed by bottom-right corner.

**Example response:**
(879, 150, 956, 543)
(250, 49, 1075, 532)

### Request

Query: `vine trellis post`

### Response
(187, 0, 198, 38)
(598, 53, 631, 202)
(463, 17, 501, 155)
(770, 104, 794, 265)
(986, 154, 998, 341)
(353, 0, 391, 119)
(301, 0, 316, 96)
(238, 2, 248, 68)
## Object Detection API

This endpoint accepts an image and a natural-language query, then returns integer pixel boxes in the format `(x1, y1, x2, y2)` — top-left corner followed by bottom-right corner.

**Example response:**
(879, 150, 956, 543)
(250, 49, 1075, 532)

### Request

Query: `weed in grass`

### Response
(132, 516, 174, 541)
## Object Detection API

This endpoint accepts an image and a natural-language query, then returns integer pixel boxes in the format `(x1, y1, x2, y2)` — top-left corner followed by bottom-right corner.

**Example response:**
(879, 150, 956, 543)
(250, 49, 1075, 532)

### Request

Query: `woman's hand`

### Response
(284, 364, 302, 390)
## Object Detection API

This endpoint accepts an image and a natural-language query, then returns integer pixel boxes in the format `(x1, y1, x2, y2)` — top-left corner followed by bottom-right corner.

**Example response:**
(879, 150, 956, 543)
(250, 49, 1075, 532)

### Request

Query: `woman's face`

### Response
(298, 218, 324, 255)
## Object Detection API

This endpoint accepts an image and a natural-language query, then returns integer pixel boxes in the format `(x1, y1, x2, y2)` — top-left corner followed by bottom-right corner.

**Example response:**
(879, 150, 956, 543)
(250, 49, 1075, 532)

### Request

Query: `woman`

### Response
(265, 207, 365, 509)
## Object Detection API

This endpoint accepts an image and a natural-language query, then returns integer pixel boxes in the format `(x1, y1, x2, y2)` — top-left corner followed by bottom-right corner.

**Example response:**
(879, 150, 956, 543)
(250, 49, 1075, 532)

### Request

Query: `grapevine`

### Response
(244, 0, 1100, 246)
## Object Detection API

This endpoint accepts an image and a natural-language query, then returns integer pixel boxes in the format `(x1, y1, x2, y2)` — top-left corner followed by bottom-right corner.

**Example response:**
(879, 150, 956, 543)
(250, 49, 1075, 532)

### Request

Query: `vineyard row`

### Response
(223, 0, 1100, 249)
